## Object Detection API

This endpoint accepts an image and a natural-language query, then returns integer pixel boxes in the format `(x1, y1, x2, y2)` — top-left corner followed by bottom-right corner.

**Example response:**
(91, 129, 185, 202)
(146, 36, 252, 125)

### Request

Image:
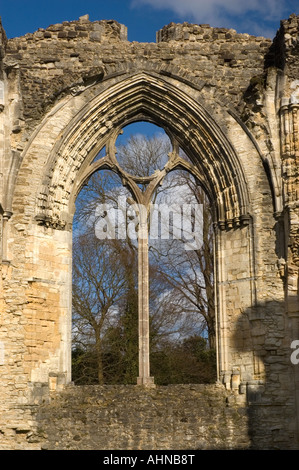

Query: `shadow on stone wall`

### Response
(232, 300, 298, 450)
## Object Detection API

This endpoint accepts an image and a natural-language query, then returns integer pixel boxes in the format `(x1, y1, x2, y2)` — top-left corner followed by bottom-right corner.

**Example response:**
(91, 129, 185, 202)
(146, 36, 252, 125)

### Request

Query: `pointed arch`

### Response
(34, 72, 251, 231)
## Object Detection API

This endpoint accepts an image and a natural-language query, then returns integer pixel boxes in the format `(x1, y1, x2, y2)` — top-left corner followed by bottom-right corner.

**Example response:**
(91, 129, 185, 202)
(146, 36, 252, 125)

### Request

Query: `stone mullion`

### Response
(105, 145, 156, 386)
(136, 206, 154, 386)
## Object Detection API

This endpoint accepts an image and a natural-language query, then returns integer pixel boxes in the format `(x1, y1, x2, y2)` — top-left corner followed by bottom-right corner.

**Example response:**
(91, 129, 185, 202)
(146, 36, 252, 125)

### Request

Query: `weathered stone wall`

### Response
(0, 13, 298, 450)
(26, 384, 251, 451)
(20, 383, 298, 450)
(0, 382, 297, 450)
(3, 17, 272, 132)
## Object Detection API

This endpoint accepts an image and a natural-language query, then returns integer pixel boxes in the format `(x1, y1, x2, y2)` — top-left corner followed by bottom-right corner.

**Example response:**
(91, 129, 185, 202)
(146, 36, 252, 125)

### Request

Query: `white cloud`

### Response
(131, 0, 283, 22)
(131, 0, 289, 36)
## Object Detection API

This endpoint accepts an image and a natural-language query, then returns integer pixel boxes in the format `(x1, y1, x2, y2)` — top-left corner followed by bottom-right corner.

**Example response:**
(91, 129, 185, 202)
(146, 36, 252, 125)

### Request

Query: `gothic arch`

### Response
(7, 68, 275, 390)
(32, 71, 252, 231)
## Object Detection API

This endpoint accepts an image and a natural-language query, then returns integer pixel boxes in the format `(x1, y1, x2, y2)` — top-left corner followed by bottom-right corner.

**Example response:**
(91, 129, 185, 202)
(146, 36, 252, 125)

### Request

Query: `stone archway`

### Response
(7, 70, 258, 390)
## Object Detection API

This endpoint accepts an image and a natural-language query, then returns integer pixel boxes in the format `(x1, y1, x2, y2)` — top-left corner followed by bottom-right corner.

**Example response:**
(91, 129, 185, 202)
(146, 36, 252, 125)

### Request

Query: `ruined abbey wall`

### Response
(0, 14, 298, 450)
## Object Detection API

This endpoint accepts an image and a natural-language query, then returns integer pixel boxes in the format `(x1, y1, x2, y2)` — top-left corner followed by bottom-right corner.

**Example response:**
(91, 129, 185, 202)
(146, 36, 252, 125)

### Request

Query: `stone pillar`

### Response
(2, 210, 12, 261)
(215, 221, 257, 390)
(280, 96, 299, 446)
(137, 204, 154, 386)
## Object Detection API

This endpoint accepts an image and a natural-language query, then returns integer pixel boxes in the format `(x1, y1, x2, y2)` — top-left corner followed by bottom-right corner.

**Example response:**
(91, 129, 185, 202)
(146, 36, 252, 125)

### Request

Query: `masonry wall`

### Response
(0, 14, 298, 450)
(3, 18, 272, 133)
(20, 384, 251, 451)
(20, 383, 298, 450)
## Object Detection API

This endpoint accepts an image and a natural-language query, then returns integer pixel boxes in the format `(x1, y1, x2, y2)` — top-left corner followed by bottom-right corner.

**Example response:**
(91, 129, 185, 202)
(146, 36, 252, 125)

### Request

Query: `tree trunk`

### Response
(95, 331, 104, 384)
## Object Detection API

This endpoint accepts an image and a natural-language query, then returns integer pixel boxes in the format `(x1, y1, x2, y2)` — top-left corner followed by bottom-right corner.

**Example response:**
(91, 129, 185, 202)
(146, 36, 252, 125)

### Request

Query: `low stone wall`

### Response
(30, 384, 250, 450)
(1, 382, 298, 450)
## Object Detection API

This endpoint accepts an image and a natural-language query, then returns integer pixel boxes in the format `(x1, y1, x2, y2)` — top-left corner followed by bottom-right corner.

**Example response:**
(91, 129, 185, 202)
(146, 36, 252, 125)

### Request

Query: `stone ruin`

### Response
(0, 13, 298, 449)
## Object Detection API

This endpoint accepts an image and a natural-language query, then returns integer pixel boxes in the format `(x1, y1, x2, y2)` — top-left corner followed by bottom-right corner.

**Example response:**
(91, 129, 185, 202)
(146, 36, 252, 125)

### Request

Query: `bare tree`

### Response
(116, 134, 170, 178)
(151, 169, 215, 348)
(72, 234, 128, 384)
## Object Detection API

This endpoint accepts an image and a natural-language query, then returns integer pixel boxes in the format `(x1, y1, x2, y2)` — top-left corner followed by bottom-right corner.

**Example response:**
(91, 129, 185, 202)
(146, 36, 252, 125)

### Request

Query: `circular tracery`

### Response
(79, 126, 210, 211)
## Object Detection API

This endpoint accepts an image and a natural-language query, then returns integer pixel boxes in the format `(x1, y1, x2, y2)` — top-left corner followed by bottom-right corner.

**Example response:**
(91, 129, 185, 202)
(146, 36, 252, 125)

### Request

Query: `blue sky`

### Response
(1, 0, 298, 42)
